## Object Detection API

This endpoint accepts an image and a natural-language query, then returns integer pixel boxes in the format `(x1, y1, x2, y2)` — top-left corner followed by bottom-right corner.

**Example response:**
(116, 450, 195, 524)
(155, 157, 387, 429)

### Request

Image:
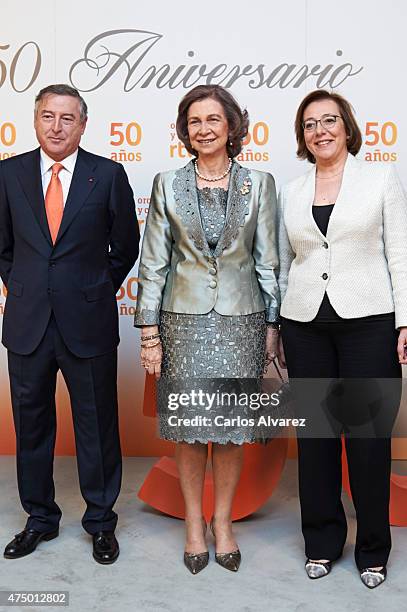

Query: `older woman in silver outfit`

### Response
(135, 85, 279, 574)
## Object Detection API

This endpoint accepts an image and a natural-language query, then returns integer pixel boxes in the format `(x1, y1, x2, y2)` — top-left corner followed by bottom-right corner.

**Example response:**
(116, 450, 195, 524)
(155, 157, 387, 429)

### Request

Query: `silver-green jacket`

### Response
(134, 160, 279, 325)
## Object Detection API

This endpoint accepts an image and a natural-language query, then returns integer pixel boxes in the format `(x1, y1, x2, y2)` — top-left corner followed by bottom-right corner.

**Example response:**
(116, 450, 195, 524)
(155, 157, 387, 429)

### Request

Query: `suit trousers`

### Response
(281, 314, 401, 569)
(7, 315, 122, 535)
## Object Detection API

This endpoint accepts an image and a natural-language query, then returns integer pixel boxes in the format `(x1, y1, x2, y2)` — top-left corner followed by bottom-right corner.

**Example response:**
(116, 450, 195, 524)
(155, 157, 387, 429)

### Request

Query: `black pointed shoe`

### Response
(4, 528, 59, 559)
(183, 551, 210, 575)
(360, 566, 387, 589)
(92, 531, 120, 565)
(210, 518, 241, 572)
(183, 518, 209, 575)
(305, 559, 332, 579)
(214, 549, 241, 572)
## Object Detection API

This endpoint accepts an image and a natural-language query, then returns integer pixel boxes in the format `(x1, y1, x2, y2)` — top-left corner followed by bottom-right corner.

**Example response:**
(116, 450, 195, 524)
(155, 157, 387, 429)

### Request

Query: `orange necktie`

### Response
(45, 162, 64, 243)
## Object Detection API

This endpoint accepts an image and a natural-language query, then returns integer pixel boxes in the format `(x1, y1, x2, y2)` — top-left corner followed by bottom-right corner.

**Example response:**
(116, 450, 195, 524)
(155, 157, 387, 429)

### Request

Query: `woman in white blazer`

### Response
(278, 89, 407, 589)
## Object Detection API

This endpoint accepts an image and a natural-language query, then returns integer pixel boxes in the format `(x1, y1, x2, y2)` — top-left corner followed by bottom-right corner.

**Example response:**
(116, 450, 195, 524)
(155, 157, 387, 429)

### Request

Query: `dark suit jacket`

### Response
(0, 147, 139, 357)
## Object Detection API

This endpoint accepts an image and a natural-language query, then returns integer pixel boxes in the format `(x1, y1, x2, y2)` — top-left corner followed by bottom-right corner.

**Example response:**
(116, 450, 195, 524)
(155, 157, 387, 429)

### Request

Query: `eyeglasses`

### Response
(302, 114, 342, 132)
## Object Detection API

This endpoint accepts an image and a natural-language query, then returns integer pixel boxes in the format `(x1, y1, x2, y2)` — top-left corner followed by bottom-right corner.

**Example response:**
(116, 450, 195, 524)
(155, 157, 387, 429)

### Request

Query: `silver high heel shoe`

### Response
(360, 566, 387, 589)
(305, 559, 332, 579)
(183, 550, 209, 575)
(183, 518, 209, 575)
(210, 517, 241, 572)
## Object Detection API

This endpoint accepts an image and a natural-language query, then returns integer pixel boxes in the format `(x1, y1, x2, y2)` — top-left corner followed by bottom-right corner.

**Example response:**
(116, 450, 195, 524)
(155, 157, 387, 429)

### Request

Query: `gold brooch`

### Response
(240, 179, 251, 195)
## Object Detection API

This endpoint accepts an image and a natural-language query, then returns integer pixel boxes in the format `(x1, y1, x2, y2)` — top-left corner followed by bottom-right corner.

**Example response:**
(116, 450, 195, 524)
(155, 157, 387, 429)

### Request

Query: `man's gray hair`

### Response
(34, 84, 88, 121)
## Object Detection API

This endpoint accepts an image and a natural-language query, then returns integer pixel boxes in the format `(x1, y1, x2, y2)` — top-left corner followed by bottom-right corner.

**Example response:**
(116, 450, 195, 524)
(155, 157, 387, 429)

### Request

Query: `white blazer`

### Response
(278, 153, 407, 328)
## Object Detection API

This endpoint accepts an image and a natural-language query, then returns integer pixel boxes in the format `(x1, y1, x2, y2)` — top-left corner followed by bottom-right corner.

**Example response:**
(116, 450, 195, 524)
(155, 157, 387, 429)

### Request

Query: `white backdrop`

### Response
(1, 0, 406, 455)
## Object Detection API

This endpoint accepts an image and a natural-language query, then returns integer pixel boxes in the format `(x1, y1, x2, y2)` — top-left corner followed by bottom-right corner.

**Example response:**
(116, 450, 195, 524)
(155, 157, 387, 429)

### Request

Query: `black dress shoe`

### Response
(92, 531, 119, 565)
(4, 528, 59, 559)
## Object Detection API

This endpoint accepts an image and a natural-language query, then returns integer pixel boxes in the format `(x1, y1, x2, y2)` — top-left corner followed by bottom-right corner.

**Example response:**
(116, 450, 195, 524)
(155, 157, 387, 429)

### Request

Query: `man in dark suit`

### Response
(0, 84, 139, 564)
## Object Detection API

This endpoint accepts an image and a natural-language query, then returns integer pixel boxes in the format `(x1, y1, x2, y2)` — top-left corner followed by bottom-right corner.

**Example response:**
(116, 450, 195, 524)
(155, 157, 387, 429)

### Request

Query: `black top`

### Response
(312, 205, 339, 320)
(313, 203, 334, 237)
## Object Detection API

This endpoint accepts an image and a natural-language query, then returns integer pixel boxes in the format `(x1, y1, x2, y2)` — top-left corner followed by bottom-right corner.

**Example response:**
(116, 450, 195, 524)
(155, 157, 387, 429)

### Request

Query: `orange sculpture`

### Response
(138, 375, 288, 519)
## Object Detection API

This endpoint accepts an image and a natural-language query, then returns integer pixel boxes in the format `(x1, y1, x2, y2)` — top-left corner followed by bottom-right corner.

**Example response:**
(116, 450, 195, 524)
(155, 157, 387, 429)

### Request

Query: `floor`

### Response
(0, 457, 406, 612)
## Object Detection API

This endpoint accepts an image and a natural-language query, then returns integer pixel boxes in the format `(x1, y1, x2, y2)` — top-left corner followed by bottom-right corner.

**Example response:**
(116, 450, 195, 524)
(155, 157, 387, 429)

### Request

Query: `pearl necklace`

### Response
(194, 158, 232, 182)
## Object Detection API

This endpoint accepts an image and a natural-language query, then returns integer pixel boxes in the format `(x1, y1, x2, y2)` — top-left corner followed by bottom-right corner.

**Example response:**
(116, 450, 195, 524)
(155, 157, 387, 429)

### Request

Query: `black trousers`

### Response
(281, 314, 401, 569)
(7, 315, 122, 535)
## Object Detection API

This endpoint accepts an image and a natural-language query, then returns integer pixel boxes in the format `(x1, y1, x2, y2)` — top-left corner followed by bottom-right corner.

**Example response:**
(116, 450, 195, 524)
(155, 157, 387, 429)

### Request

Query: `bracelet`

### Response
(141, 333, 161, 342)
(141, 339, 162, 349)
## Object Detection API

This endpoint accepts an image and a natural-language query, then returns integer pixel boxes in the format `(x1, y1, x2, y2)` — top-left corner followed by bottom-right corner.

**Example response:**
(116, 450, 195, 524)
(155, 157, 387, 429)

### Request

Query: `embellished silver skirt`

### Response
(157, 309, 267, 444)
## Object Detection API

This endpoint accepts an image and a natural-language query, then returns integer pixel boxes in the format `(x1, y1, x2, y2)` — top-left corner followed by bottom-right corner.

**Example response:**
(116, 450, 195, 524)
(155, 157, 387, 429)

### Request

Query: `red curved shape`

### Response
(232, 437, 289, 519)
(142, 373, 157, 417)
(389, 473, 407, 526)
(138, 438, 288, 521)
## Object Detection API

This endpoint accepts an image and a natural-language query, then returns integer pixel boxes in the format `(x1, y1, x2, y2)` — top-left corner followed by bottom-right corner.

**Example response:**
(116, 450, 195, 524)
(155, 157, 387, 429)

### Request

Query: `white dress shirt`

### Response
(40, 149, 78, 206)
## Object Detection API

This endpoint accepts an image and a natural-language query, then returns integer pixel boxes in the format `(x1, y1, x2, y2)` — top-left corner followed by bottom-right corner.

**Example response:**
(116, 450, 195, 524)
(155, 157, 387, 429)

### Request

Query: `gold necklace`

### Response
(316, 169, 344, 180)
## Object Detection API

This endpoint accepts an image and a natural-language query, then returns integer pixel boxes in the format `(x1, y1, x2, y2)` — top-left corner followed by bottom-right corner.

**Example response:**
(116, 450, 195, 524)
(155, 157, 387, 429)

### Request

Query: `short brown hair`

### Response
(295, 89, 362, 163)
(176, 85, 249, 158)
